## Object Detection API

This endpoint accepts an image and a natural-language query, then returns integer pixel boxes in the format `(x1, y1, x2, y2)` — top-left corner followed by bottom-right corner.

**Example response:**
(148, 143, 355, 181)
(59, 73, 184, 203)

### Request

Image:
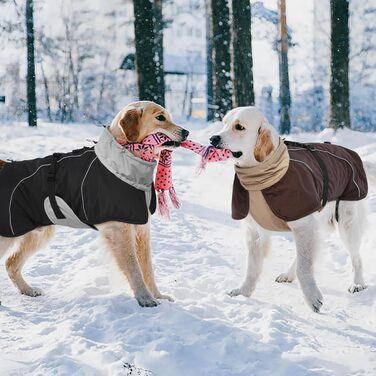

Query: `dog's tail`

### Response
(364, 160, 376, 190)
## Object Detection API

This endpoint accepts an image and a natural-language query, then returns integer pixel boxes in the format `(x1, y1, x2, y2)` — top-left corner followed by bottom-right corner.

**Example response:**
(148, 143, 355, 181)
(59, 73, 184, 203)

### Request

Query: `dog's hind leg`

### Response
(0, 237, 18, 304)
(337, 201, 367, 293)
(135, 223, 173, 301)
(228, 218, 270, 298)
(0, 236, 16, 260)
(275, 258, 296, 283)
(5, 226, 54, 297)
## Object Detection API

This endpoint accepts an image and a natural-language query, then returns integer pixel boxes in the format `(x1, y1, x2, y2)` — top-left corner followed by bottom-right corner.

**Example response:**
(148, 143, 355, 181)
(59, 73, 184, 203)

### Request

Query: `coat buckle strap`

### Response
(47, 153, 66, 220)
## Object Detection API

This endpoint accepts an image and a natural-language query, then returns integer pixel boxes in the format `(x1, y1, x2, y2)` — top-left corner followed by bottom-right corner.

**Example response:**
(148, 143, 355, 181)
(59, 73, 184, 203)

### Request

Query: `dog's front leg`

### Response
(290, 217, 323, 312)
(135, 223, 173, 302)
(229, 221, 270, 298)
(99, 222, 158, 307)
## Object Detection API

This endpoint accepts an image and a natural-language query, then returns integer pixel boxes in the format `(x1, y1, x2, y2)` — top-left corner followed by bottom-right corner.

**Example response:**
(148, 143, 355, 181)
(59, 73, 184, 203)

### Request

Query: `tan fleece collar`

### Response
(235, 139, 290, 191)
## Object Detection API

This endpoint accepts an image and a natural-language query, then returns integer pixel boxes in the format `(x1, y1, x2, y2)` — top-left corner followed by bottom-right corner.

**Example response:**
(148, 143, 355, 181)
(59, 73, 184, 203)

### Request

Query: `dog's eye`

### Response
(235, 123, 245, 131)
(156, 115, 166, 121)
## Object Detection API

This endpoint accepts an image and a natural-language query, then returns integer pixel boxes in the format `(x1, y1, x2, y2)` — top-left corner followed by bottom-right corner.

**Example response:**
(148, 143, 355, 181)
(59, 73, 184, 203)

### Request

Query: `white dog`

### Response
(210, 106, 371, 312)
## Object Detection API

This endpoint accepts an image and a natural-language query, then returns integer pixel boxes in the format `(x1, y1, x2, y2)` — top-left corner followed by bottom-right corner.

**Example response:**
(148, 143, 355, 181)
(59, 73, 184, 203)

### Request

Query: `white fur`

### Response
(217, 106, 370, 312)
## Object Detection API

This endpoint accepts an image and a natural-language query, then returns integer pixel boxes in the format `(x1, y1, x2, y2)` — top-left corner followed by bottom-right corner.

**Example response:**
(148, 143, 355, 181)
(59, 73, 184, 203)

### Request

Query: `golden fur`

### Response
(0, 101, 187, 307)
(254, 128, 274, 163)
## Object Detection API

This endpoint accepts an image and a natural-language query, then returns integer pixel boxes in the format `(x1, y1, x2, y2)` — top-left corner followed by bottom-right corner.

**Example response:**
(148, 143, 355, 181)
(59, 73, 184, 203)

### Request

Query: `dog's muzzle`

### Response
(181, 129, 190, 140)
(210, 135, 221, 147)
(210, 135, 242, 158)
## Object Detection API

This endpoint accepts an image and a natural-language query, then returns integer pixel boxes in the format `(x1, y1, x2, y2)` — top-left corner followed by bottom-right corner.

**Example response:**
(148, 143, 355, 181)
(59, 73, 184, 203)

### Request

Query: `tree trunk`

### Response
(329, 0, 350, 129)
(26, 0, 37, 127)
(133, 0, 163, 104)
(205, 0, 214, 121)
(211, 0, 232, 120)
(231, 0, 255, 107)
(278, 0, 291, 134)
(153, 0, 165, 107)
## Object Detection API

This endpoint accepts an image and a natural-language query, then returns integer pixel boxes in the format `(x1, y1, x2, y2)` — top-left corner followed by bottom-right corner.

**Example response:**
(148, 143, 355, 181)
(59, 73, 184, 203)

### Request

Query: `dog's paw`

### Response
(21, 287, 43, 297)
(228, 286, 252, 298)
(305, 291, 323, 313)
(348, 283, 367, 293)
(136, 293, 160, 308)
(275, 273, 294, 283)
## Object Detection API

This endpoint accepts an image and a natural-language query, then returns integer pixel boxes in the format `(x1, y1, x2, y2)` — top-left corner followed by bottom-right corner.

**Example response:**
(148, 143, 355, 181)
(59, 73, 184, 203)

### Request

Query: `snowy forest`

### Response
(0, 0, 375, 132)
(1, 1, 376, 375)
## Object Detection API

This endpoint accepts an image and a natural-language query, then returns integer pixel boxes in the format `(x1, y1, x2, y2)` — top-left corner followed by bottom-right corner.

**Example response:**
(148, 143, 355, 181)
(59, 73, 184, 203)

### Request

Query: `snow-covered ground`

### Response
(0, 121, 376, 376)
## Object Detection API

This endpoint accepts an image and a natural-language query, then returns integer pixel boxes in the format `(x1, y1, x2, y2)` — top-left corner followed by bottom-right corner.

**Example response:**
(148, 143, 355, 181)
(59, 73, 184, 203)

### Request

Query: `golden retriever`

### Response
(210, 106, 370, 312)
(0, 101, 188, 307)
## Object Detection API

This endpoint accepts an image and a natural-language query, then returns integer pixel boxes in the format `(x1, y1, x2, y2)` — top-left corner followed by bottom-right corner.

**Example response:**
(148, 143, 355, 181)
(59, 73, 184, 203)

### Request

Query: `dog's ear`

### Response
(119, 108, 142, 142)
(254, 127, 274, 162)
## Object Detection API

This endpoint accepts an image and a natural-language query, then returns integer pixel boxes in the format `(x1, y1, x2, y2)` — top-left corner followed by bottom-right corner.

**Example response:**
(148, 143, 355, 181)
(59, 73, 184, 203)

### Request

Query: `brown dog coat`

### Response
(232, 140, 368, 231)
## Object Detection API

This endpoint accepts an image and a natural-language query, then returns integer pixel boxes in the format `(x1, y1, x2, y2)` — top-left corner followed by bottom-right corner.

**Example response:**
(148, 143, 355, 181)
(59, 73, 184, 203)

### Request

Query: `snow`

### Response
(1, 121, 376, 375)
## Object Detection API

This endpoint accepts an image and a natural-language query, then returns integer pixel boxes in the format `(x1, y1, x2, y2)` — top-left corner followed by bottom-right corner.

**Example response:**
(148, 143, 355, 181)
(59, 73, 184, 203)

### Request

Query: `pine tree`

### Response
(232, 0, 255, 107)
(211, 0, 232, 119)
(153, 0, 165, 107)
(133, 0, 164, 105)
(278, 0, 291, 134)
(26, 0, 37, 127)
(205, 0, 214, 121)
(329, 0, 350, 129)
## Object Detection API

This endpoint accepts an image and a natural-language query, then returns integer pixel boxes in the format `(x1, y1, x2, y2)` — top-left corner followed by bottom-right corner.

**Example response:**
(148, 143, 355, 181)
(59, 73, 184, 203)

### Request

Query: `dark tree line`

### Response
(209, 0, 255, 119)
(21, 0, 351, 131)
(26, 0, 37, 127)
(210, 0, 233, 119)
(133, 0, 256, 121)
(278, 0, 291, 134)
(232, 0, 255, 108)
(133, 0, 165, 106)
(329, 0, 350, 129)
(153, 0, 165, 107)
(205, 0, 350, 130)
(205, 0, 214, 121)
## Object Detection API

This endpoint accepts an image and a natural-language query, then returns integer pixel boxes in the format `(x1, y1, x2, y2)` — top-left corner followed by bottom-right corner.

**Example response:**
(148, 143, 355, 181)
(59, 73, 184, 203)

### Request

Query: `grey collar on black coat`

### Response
(94, 128, 157, 192)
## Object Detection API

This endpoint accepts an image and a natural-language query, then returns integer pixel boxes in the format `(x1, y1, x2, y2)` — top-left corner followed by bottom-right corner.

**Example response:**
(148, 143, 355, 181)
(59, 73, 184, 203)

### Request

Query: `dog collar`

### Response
(94, 128, 157, 192)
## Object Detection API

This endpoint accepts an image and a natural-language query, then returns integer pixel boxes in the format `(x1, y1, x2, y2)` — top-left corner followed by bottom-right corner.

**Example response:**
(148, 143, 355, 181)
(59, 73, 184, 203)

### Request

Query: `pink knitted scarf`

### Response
(117, 133, 235, 218)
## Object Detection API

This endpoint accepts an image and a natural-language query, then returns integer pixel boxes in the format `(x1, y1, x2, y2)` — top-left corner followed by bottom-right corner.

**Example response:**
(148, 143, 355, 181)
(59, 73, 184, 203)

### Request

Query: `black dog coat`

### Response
(0, 129, 156, 237)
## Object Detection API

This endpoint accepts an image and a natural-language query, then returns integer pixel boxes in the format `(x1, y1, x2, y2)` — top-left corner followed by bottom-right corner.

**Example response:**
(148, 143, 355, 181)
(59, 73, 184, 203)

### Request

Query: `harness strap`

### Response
(284, 140, 329, 208)
(335, 199, 340, 222)
(47, 152, 99, 231)
(47, 153, 66, 219)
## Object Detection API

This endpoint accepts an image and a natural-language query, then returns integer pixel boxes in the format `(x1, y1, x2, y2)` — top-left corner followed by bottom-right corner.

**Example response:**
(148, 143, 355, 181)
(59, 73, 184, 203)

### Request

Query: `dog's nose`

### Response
(210, 135, 221, 147)
(181, 129, 190, 140)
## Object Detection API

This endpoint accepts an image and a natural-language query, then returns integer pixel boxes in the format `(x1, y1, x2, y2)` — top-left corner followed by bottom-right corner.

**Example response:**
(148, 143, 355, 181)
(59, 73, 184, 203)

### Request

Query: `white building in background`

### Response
(118, 0, 207, 119)
(163, 0, 207, 118)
